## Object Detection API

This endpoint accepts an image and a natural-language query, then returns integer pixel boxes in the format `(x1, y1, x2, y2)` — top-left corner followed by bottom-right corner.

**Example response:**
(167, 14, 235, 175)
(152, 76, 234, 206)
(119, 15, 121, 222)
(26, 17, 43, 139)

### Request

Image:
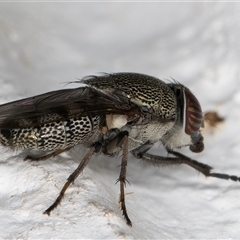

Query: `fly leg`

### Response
(44, 143, 100, 215)
(135, 151, 212, 173)
(168, 149, 240, 182)
(131, 140, 154, 159)
(24, 148, 71, 161)
(107, 130, 132, 226)
(115, 131, 132, 226)
(131, 142, 187, 167)
(132, 145, 240, 182)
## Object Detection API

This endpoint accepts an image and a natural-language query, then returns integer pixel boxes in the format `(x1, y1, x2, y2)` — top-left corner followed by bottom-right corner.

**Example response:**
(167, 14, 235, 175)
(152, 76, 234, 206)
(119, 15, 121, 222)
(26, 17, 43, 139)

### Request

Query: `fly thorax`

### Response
(124, 121, 175, 151)
(83, 72, 177, 120)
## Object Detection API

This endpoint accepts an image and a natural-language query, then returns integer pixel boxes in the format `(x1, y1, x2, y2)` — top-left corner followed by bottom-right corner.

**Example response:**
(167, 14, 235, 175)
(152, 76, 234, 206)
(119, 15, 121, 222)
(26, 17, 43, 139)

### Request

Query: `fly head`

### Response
(163, 82, 204, 152)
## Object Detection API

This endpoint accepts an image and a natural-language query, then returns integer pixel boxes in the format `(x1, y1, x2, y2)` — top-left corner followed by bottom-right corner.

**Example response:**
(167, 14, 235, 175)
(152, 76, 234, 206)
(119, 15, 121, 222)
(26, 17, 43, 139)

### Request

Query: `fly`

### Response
(0, 72, 239, 226)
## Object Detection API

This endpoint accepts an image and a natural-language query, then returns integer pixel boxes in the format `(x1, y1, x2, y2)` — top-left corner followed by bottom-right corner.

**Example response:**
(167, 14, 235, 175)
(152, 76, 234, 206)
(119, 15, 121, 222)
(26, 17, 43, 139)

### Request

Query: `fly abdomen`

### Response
(0, 128, 39, 149)
(0, 115, 102, 151)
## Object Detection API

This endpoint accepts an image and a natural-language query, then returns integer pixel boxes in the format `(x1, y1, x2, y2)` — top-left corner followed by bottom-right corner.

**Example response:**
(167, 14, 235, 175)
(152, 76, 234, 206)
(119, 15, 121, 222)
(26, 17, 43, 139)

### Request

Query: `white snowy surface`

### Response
(1, 2, 240, 239)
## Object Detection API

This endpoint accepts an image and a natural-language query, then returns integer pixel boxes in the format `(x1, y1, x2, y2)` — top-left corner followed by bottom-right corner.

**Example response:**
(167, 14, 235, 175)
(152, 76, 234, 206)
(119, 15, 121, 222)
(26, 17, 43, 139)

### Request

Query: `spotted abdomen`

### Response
(0, 115, 102, 151)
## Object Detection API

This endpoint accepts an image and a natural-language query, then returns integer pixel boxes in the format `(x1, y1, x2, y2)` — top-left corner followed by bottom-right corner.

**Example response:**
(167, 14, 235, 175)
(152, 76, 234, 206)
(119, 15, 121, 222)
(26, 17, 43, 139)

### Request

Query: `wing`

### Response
(0, 86, 142, 128)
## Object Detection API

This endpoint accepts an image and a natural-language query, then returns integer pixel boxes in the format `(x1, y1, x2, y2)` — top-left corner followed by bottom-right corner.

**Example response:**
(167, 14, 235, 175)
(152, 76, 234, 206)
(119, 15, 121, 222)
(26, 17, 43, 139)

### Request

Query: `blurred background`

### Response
(1, 2, 240, 239)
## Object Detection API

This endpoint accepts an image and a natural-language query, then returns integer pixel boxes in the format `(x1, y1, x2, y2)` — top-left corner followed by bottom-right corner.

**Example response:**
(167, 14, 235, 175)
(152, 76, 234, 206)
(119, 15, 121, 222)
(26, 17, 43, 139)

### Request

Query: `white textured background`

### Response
(1, 2, 240, 239)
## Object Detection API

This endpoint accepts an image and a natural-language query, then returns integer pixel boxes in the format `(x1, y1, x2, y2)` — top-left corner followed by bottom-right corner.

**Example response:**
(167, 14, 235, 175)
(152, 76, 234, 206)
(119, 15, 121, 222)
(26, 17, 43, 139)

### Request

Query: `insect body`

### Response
(0, 72, 239, 226)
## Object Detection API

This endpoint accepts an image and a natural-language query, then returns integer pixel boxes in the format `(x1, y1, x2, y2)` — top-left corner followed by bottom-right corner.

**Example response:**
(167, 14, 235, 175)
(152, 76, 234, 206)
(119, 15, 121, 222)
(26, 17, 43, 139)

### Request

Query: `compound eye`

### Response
(184, 88, 203, 135)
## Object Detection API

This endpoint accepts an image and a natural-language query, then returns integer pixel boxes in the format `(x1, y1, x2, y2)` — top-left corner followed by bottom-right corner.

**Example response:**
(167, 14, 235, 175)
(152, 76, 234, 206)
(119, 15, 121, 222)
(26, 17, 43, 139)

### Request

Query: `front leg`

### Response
(168, 149, 240, 182)
(131, 140, 154, 159)
(133, 147, 240, 183)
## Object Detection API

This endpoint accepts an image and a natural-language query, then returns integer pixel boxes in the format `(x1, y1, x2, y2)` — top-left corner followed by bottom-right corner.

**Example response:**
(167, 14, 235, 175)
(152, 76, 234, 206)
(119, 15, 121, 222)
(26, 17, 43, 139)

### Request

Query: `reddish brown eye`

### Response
(184, 88, 203, 135)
